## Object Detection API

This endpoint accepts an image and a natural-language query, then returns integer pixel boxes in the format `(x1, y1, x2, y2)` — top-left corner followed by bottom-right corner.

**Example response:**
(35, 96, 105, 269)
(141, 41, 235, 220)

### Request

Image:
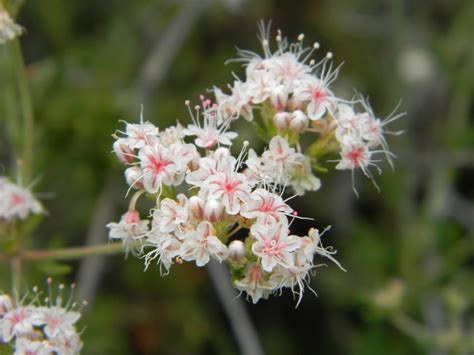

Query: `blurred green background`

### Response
(1, 0, 473, 354)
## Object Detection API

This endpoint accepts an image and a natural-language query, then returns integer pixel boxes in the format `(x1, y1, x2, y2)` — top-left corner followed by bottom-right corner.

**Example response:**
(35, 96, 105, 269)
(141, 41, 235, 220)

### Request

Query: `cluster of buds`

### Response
(108, 23, 401, 304)
(0, 7, 22, 45)
(0, 278, 84, 354)
(0, 178, 43, 221)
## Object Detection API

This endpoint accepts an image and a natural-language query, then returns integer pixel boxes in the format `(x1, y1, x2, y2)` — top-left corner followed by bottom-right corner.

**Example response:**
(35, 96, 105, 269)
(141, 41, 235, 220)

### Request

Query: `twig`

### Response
(207, 261, 264, 355)
(22, 243, 123, 261)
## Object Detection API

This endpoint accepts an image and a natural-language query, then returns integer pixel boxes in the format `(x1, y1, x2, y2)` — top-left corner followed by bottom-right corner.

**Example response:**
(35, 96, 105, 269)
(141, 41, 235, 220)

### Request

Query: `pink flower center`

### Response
(10, 193, 26, 207)
(312, 89, 326, 102)
(262, 239, 285, 256)
(347, 147, 365, 166)
(148, 156, 171, 173)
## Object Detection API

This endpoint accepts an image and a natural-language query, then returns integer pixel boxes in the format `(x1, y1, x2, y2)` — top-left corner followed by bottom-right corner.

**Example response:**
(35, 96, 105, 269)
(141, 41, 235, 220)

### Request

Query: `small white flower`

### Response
(0, 8, 22, 45)
(241, 188, 292, 223)
(13, 338, 50, 355)
(289, 154, 321, 195)
(106, 210, 149, 255)
(0, 178, 43, 221)
(184, 100, 237, 149)
(139, 141, 194, 193)
(180, 221, 228, 267)
(1, 307, 35, 342)
(143, 232, 182, 272)
(294, 75, 338, 120)
(251, 220, 301, 272)
(153, 194, 189, 238)
(234, 263, 278, 304)
(32, 306, 81, 339)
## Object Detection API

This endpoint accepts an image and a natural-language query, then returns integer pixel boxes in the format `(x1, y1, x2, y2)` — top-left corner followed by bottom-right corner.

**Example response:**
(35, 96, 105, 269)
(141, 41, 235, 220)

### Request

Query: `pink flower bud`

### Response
(289, 110, 309, 133)
(0, 294, 13, 316)
(228, 240, 245, 261)
(203, 199, 223, 222)
(122, 210, 140, 224)
(270, 85, 288, 111)
(273, 112, 290, 131)
(113, 139, 134, 164)
(125, 167, 144, 189)
(189, 196, 205, 220)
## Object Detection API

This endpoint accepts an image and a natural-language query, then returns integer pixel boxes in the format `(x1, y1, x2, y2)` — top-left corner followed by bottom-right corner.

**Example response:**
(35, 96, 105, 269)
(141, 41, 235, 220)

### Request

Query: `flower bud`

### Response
(113, 139, 134, 164)
(228, 240, 245, 261)
(289, 110, 309, 133)
(0, 294, 13, 316)
(125, 167, 144, 189)
(273, 112, 290, 131)
(270, 85, 288, 111)
(204, 199, 224, 222)
(189, 196, 205, 220)
(122, 210, 140, 224)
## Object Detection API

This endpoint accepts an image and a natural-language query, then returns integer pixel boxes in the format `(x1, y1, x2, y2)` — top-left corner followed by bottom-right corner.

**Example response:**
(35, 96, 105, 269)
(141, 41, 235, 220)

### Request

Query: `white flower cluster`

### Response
(214, 22, 402, 192)
(0, 279, 84, 354)
(109, 97, 342, 305)
(0, 178, 43, 221)
(108, 23, 401, 305)
(0, 8, 22, 45)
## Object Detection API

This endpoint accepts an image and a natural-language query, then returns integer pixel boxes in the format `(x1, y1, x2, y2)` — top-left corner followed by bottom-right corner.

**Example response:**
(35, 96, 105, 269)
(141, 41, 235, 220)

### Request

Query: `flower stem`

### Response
(22, 243, 124, 261)
(0, 243, 124, 262)
(11, 39, 34, 185)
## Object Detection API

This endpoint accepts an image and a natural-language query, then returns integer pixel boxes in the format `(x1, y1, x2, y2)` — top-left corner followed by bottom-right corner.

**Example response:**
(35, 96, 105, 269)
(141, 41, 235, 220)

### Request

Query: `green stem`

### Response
(11, 39, 34, 185)
(0, 243, 124, 262)
(23, 243, 124, 261)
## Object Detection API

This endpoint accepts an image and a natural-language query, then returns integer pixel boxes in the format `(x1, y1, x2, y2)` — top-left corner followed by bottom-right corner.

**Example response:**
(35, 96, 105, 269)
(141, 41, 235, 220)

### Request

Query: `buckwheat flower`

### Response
(234, 263, 278, 304)
(214, 81, 253, 121)
(307, 227, 345, 271)
(107, 210, 149, 255)
(159, 123, 186, 146)
(49, 333, 83, 355)
(186, 147, 234, 187)
(13, 338, 50, 355)
(139, 141, 195, 193)
(154, 194, 189, 238)
(336, 137, 372, 172)
(143, 232, 182, 272)
(0, 178, 43, 221)
(1, 306, 35, 342)
(334, 103, 366, 142)
(180, 221, 229, 267)
(203, 169, 251, 215)
(289, 154, 321, 195)
(272, 52, 311, 91)
(33, 306, 81, 339)
(113, 138, 135, 164)
(247, 135, 300, 186)
(183, 98, 238, 149)
(0, 8, 23, 44)
(293, 73, 338, 120)
(251, 219, 302, 272)
(240, 188, 293, 223)
(247, 70, 279, 104)
(123, 120, 159, 150)
(270, 264, 314, 306)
